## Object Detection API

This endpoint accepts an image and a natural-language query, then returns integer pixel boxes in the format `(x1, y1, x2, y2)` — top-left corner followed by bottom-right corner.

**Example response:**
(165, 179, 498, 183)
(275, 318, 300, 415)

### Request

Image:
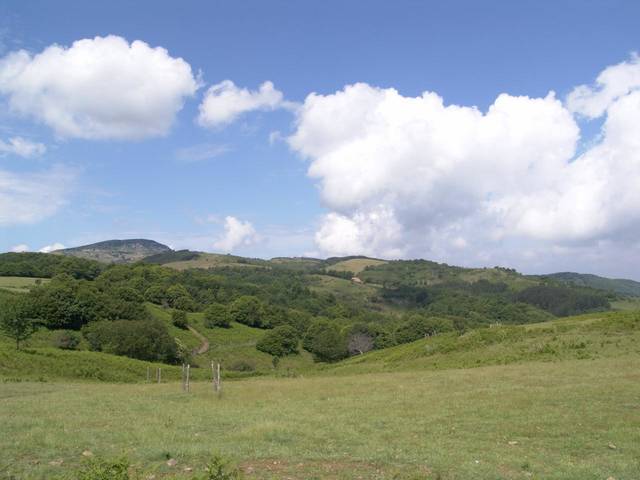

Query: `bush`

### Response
(197, 455, 242, 480)
(227, 359, 256, 372)
(204, 303, 231, 328)
(256, 325, 299, 357)
(53, 330, 81, 350)
(394, 315, 454, 345)
(229, 296, 266, 328)
(76, 456, 130, 480)
(171, 310, 188, 329)
(303, 320, 348, 362)
(82, 319, 178, 363)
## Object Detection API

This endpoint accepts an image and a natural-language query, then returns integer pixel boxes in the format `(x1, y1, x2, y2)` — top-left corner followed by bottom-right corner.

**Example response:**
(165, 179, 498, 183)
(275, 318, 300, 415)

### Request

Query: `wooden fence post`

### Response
(186, 364, 190, 393)
(157, 367, 161, 384)
(146, 367, 150, 382)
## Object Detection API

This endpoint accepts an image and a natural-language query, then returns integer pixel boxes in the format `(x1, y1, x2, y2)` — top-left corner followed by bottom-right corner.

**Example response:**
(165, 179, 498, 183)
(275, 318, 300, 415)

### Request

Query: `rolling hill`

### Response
(544, 271, 640, 297)
(55, 239, 171, 264)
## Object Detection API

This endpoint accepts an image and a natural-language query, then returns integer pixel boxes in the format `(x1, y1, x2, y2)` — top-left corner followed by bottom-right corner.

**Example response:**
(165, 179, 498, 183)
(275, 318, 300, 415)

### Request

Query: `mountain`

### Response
(544, 272, 640, 297)
(55, 239, 172, 264)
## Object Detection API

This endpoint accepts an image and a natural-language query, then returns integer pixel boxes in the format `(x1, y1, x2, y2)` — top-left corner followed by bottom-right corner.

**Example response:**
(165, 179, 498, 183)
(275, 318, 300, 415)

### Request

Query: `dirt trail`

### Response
(188, 325, 210, 355)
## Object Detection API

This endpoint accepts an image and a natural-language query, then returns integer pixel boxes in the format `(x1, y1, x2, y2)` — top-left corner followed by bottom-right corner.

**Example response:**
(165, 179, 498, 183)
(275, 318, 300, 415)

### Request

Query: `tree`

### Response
(171, 310, 188, 329)
(394, 314, 454, 345)
(347, 332, 374, 355)
(229, 296, 265, 328)
(204, 303, 231, 328)
(303, 320, 348, 362)
(0, 295, 38, 349)
(82, 319, 177, 363)
(256, 325, 299, 357)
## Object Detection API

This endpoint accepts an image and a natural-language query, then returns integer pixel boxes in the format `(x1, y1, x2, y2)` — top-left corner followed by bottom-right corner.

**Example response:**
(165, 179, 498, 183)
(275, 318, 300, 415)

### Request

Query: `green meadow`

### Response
(1, 311, 639, 479)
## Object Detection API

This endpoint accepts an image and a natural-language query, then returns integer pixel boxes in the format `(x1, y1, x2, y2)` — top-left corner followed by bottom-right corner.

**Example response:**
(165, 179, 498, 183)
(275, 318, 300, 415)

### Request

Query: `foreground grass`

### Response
(2, 355, 639, 479)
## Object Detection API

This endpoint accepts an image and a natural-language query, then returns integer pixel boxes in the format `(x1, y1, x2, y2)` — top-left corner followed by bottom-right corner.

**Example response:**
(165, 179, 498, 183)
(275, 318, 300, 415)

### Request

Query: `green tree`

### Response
(303, 319, 348, 362)
(394, 314, 454, 344)
(0, 295, 38, 349)
(203, 303, 231, 328)
(229, 296, 265, 328)
(171, 310, 188, 329)
(256, 325, 299, 357)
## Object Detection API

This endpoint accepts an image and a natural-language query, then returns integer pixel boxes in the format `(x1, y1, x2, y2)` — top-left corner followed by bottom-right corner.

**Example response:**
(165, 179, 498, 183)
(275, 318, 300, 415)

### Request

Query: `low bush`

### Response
(171, 310, 188, 329)
(52, 330, 81, 350)
(256, 325, 299, 357)
(82, 319, 178, 363)
(204, 303, 231, 328)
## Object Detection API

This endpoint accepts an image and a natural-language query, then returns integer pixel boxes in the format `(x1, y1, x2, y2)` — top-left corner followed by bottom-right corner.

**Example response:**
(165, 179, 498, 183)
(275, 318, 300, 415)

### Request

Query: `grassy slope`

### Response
(323, 311, 640, 375)
(326, 258, 387, 274)
(308, 274, 393, 313)
(165, 253, 268, 271)
(2, 355, 638, 479)
(0, 276, 49, 293)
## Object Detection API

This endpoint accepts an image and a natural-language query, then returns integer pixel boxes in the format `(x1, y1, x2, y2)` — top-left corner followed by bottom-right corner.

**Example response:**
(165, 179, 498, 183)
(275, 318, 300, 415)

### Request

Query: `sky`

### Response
(1, 0, 640, 279)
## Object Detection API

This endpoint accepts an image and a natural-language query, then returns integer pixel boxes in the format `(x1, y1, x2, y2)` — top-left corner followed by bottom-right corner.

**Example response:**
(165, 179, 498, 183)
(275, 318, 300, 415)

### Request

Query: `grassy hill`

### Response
(545, 271, 640, 297)
(2, 343, 638, 478)
(56, 239, 171, 264)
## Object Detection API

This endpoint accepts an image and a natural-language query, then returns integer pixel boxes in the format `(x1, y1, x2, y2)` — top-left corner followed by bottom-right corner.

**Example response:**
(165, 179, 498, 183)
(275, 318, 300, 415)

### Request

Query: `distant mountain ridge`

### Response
(55, 239, 171, 264)
(544, 272, 640, 297)
(42, 238, 640, 296)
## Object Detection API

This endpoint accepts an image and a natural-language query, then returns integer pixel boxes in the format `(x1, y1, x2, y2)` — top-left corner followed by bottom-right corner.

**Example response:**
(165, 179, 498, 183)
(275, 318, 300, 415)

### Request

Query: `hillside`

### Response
(55, 239, 171, 264)
(544, 271, 640, 297)
(2, 312, 639, 479)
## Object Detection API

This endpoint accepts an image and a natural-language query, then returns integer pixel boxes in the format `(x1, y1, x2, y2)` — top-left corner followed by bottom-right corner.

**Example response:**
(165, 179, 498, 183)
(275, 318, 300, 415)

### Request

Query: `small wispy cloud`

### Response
(0, 136, 46, 158)
(175, 143, 231, 163)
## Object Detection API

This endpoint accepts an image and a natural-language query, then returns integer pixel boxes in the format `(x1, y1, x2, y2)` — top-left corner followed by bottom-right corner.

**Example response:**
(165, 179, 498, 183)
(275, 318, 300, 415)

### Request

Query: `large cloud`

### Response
(0, 166, 76, 225)
(288, 56, 640, 270)
(0, 36, 198, 139)
(213, 216, 258, 252)
(198, 80, 284, 128)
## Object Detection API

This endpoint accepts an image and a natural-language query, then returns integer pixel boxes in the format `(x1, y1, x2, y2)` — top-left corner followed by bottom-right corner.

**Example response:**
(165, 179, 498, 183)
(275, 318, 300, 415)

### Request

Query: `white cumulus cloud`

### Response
(39, 242, 65, 253)
(213, 216, 257, 252)
(0, 35, 198, 139)
(287, 58, 640, 272)
(0, 136, 46, 157)
(10, 244, 29, 252)
(197, 80, 284, 128)
(0, 166, 76, 225)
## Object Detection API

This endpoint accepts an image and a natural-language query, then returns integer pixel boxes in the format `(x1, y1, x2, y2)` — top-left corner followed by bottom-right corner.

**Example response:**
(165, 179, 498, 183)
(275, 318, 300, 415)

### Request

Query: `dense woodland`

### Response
(0, 251, 613, 365)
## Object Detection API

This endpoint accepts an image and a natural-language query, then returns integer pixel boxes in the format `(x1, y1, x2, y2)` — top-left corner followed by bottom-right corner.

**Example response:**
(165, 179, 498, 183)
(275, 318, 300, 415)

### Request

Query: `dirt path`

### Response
(187, 325, 210, 355)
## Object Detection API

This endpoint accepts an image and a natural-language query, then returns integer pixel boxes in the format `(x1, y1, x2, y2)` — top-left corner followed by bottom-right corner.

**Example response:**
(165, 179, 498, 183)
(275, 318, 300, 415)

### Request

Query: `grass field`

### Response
(2, 355, 638, 479)
(327, 258, 387, 275)
(0, 276, 49, 293)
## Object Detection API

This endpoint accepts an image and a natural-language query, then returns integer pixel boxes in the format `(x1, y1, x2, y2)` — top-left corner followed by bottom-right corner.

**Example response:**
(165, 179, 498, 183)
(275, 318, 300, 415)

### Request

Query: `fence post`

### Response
(186, 364, 190, 393)
(215, 363, 221, 394)
(157, 367, 161, 384)
(146, 367, 150, 382)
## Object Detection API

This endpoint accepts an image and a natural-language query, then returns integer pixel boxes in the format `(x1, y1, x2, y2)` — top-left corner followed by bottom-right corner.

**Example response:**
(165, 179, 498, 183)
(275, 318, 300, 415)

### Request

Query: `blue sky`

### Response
(1, 1, 640, 278)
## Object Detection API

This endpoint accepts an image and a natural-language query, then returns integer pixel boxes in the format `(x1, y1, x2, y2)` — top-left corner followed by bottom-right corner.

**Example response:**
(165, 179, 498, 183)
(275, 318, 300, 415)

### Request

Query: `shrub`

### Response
(171, 310, 188, 329)
(229, 296, 266, 328)
(197, 455, 242, 480)
(227, 359, 256, 372)
(394, 315, 454, 345)
(256, 325, 299, 357)
(76, 456, 130, 480)
(204, 303, 231, 328)
(82, 319, 178, 363)
(53, 330, 81, 350)
(303, 320, 348, 362)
